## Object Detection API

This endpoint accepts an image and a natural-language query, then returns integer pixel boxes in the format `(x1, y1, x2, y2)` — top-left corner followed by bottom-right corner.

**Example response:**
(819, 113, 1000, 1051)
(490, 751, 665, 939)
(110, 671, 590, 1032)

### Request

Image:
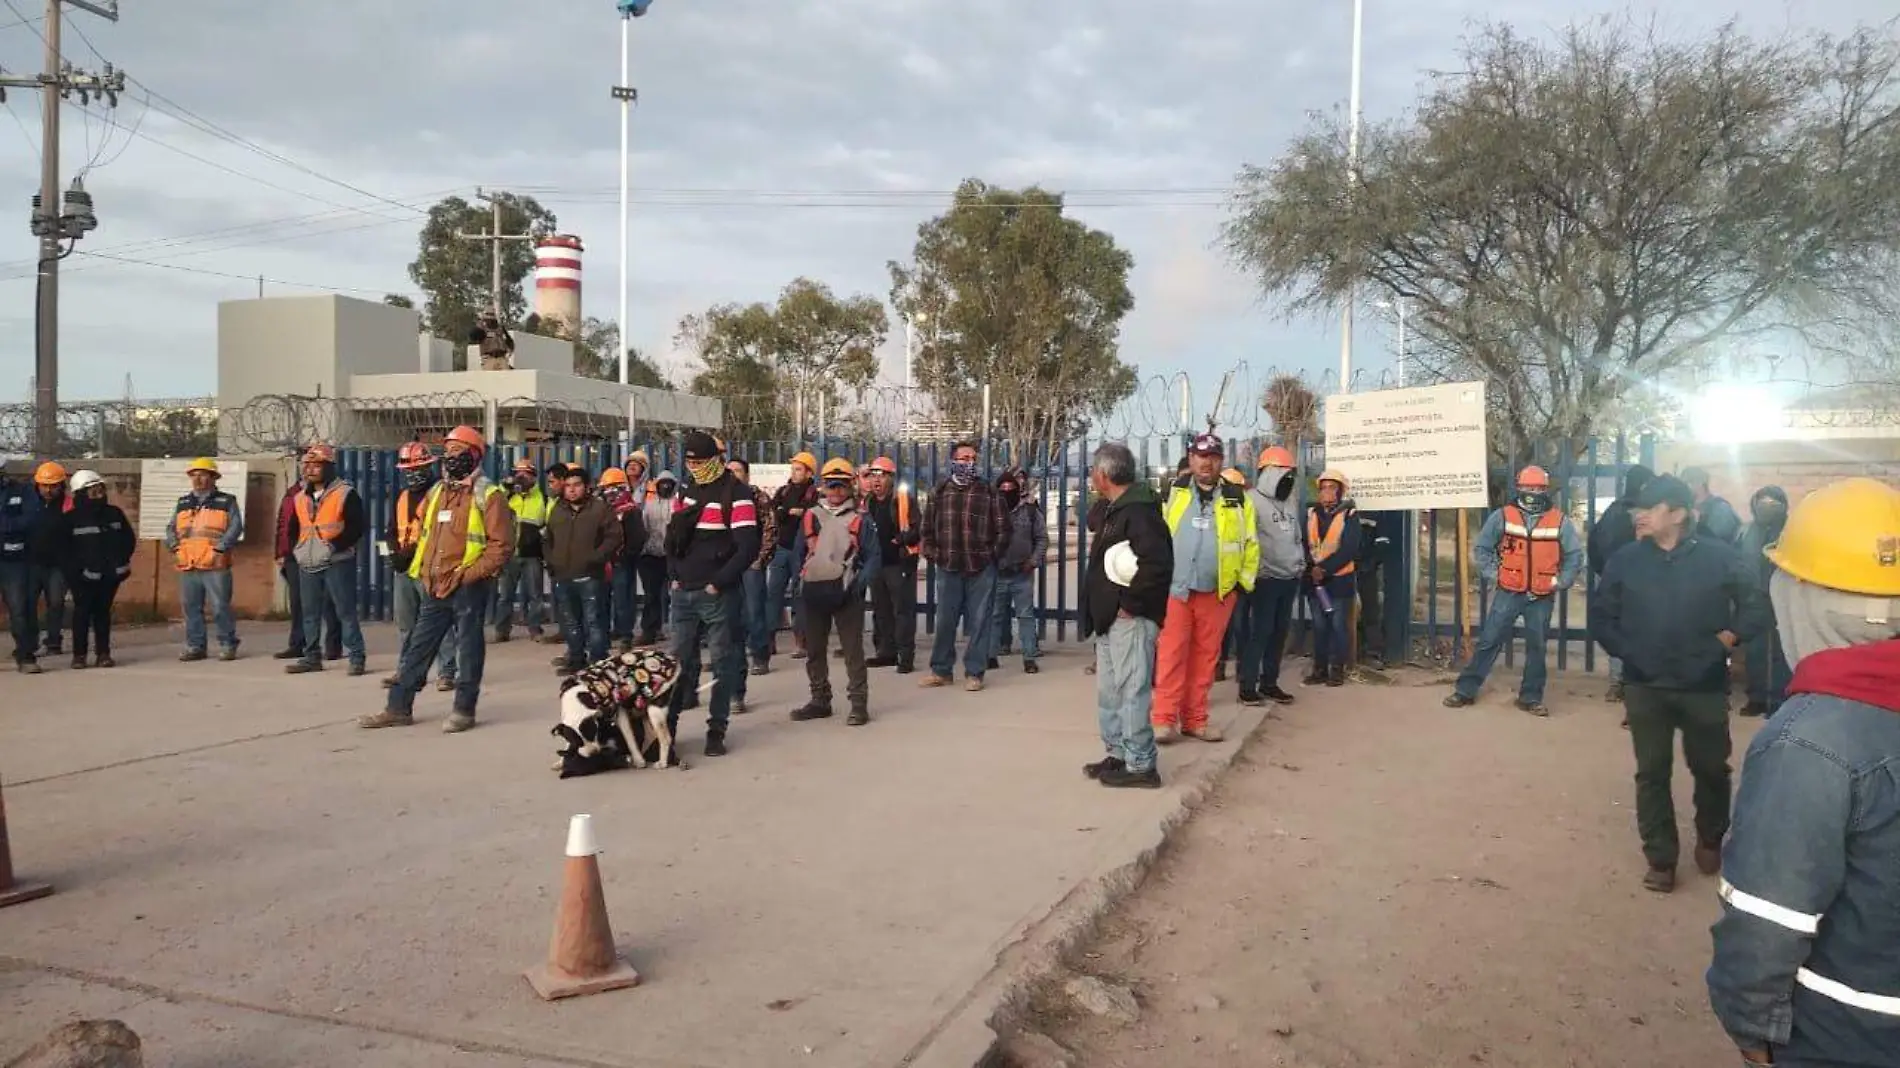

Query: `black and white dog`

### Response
(553, 648, 682, 777)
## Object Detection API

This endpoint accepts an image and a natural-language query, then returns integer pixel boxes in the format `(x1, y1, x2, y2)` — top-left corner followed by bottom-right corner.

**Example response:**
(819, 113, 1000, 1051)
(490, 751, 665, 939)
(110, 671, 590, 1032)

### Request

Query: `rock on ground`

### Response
(1063, 975, 1139, 1025)
(4, 1021, 142, 1068)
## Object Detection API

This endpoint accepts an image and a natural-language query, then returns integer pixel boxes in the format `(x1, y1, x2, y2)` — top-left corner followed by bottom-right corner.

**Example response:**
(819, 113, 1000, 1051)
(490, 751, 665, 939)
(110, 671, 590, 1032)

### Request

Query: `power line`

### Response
(71, 249, 403, 296)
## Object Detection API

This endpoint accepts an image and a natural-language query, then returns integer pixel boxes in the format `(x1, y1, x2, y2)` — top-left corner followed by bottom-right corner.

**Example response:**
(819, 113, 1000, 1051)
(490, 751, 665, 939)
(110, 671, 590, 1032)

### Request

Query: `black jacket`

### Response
(666, 472, 763, 592)
(49, 498, 136, 584)
(1082, 482, 1173, 639)
(1588, 464, 1653, 577)
(1590, 535, 1767, 692)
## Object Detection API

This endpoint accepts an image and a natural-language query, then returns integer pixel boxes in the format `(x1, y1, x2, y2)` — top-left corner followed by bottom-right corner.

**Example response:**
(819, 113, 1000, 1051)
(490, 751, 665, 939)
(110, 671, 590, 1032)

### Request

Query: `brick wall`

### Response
(2, 457, 290, 623)
(1654, 438, 1900, 513)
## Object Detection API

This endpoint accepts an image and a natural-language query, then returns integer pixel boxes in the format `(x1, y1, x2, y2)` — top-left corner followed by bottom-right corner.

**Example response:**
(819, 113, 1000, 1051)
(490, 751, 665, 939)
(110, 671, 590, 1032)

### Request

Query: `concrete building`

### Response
(215, 294, 719, 453)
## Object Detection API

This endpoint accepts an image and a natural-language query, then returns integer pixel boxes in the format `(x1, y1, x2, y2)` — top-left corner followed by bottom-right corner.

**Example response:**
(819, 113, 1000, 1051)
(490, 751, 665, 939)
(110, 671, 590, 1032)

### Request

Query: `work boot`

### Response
(1023, 660, 1040, 674)
(1515, 698, 1549, 717)
(347, 661, 367, 677)
(219, 646, 239, 662)
(357, 710, 415, 729)
(865, 655, 896, 668)
(442, 713, 476, 734)
(1325, 665, 1346, 687)
(1183, 724, 1225, 743)
(1083, 755, 1125, 780)
(1098, 764, 1162, 789)
(539, 633, 564, 645)
(986, 656, 1001, 671)
(94, 654, 115, 668)
(1695, 839, 1724, 876)
(1605, 681, 1624, 703)
(749, 657, 769, 676)
(1214, 661, 1228, 682)
(919, 674, 951, 688)
(703, 731, 727, 757)
(179, 649, 207, 662)
(1263, 685, 1296, 705)
(731, 697, 749, 715)
(325, 650, 342, 662)
(1303, 665, 1326, 686)
(1083, 661, 1096, 676)
(436, 676, 457, 692)
(791, 702, 833, 722)
(492, 629, 511, 644)
(549, 653, 569, 667)
(382, 673, 399, 689)
(895, 660, 914, 675)
(1442, 693, 1476, 708)
(1154, 724, 1180, 745)
(16, 659, 41, 675)
(284, 659, 322, 674)
(791, 635, 808, 660)
(965, 676, 985, 692)
(71, 655, 88, 670)
(272, 647, 301, 660)
(847, 705, 869, 726)
(1642, 866, 1677, 893)
(41, 640, 62, 657)
(1238, 688, 1265, 706)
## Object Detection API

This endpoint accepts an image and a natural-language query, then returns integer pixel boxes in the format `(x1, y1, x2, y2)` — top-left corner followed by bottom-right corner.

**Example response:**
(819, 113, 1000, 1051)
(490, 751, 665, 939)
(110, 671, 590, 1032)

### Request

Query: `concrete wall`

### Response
(509, 333, 573, 373)
(1655, 438, 1900, 509)
(0, 456, 291, 626)
(217, 297, 340, 411)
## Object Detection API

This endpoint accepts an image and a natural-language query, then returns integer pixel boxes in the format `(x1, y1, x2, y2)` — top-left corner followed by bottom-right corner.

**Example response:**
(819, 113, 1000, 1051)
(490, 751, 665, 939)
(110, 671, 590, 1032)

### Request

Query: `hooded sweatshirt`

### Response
(1587, 464, 1654, 577)
(1737, 485, 1789, 591)
(1249, 468, 1306, 580)
(1707, 639, 1900, 1066)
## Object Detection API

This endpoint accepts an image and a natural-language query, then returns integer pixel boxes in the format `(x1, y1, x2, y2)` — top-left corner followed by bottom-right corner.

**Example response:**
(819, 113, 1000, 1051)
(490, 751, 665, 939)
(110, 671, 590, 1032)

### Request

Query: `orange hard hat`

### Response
(1516, 465, 1551, 490)
(32, 461, 67, 486)
(868, 456, 897, 475)
(512, 457, 538, 474)
(396, 442, 435, 469)
(444, 425, 487, 456)
(302, 443, 337, 464)
(598, 467, 629, 487)
(1256, 445, 1296, 470)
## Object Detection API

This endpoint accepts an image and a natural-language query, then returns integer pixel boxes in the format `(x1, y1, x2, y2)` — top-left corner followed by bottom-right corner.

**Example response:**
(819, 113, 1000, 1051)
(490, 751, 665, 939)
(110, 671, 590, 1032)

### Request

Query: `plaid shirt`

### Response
(920, 478, 1009, 575)
(750, 486, 777, 570)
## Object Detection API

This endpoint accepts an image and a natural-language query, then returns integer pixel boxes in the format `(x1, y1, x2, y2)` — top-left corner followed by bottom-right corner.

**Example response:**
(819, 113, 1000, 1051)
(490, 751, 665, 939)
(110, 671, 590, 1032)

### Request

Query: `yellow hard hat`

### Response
(1317, 468, 1349, 492)
(791, 451, 818, 475)
(1220, 467, 1246, 487)
(185, 457, 220, 476)
(1765, 477, 1900, 596)
(819, 457, 855, 481)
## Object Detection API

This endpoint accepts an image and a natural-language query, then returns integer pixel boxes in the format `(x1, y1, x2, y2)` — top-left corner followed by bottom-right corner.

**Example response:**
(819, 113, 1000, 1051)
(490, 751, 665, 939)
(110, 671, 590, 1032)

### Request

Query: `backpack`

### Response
(800, 505, 864, 613)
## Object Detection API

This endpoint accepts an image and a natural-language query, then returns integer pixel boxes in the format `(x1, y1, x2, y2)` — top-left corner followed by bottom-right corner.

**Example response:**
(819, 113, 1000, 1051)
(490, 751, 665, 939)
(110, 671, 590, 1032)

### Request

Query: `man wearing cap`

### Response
(491, 457, 551, 643)
(1682, 465, 1743, 544)
(284, 444, 368, 676)
(362, 425, 514, 734)
(1237, 446, 1306, 706)
(664, 431, 762, 757)
(1081, 442, 1174, 788)
(919, 439, 1011, 691)
(863, 456, 920, 671)
(1591, 473, 1766, 892)
(1706, 477, 1900, 1068)
(988, 467, 1048, 674)
(766, 451, 819, 665)
(1443, 465, 1584, 715)
(164, 457, 245, 662)
(1151, 433, 1257, 742)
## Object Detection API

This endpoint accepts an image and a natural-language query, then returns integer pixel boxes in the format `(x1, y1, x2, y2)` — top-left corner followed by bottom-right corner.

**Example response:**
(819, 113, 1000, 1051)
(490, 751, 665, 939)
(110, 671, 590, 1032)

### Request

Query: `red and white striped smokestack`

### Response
(534, 235, 583, 334)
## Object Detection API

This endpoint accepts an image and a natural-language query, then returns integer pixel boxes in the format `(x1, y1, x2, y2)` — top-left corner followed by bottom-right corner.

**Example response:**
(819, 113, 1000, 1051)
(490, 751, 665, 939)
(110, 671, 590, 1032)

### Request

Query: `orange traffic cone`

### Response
(524, 814, 640, 1000)
(0, 777, 53, 908)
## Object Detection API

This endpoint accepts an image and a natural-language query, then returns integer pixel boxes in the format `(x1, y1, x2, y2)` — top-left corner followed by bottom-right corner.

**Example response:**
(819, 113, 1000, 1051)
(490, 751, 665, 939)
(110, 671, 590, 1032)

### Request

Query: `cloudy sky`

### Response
(0, 0, 1886, 431)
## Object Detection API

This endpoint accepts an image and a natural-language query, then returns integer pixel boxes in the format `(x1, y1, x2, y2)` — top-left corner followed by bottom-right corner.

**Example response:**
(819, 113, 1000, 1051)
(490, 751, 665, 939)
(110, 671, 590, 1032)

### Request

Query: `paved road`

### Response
(0, 619, 1293, 1068)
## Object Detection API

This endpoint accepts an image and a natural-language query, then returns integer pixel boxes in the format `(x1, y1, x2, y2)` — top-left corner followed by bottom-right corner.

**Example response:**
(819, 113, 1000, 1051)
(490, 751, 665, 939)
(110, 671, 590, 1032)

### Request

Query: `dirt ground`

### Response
(1004, 667, 1759, 1068)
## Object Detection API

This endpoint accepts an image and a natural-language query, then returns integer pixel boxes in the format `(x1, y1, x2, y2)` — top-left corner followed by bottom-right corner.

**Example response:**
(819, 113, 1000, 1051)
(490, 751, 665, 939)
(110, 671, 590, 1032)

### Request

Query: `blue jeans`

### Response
(33, 565, 65, 649)
(298, 564, 366, 665)
(387, 579, 492, 715)
(1455, 589, 1555, 704)
(991, 569, 1039, 661)
(1237, 576, 1300, 692)
(667, 586, 736, 737)
(554, 575, 609, 668)
(1743, 627, 1792, 710)
(1, 559, 39, 662)
(610, 560, 638, 642)
(283, 559, 340, 657)
(1307, 575, 1356, 672)
(489, 556, 546, 637)
(740, 565, 769, 663)
(178, 569, 238, 652)
(930, 566, 997, 680)
(765, 545, 801, 652)
(1097, 616, 1160, 773)
(392, 572, 456, 680)
(725, 582, 753, 700)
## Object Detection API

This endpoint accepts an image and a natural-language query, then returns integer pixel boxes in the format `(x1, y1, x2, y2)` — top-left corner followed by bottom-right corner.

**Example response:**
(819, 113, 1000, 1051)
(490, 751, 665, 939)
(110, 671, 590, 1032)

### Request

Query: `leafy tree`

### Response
(382, 293, 415, 309)
(406, 192, 558, 370)
(677, 277, 888, 441)
(1261, 373, 1323, 450)
(1223, 18, 1900, 461)
(890, 179, 1138, 459)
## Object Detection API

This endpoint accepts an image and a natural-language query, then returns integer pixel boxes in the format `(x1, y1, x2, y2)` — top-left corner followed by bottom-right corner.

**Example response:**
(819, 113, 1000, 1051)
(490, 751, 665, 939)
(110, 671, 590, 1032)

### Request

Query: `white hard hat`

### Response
(69, 469, 105, 493)
(1103, 541, 1139, 587)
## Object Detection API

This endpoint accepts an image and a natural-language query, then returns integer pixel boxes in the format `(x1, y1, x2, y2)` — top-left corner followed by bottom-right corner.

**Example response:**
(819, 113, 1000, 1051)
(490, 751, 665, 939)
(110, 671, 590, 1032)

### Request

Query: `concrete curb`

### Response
(899, 700, 1273, 1068)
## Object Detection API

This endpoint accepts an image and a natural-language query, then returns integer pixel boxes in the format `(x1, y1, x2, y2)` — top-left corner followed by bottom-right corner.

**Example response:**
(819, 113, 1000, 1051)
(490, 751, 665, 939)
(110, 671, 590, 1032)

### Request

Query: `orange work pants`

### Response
(1150, 590, 1237, 732)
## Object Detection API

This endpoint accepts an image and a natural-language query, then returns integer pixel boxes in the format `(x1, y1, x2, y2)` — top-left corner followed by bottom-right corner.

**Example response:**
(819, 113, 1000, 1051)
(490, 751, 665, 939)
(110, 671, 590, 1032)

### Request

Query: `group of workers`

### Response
(1, 461, 138, 670)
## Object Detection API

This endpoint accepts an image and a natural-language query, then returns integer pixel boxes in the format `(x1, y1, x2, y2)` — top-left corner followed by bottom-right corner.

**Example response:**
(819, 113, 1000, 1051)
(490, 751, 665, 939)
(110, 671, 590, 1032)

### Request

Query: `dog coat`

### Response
(553, 648, 683, 778)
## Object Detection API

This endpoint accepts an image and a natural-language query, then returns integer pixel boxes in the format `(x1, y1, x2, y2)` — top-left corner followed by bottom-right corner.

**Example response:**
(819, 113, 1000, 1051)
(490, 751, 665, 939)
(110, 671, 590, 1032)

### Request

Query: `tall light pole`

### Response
(1339, 0, 1364, 394)
(1377, 296, 1407, 386)
(612, 0, 652, 385)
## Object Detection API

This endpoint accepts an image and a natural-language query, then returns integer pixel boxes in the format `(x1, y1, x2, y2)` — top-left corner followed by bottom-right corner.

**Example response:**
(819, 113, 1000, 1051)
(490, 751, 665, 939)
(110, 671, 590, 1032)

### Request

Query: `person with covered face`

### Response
(491, 457, 551, 643)
(1706, 477, 1900, 1068)
(988, 467, 1048, 674)
(766, 451, 819, 664)
(1304, 469, 1359, 687)
(381, 442, 458, 692)
(663, 432, 761, 758)
(1590, 474, 1766, 893)
(284, 443, 368, 676)
(791, 458, 881, 725)
(1443, 465, 1584, 715)
(1150, 434, 1258, 742)
(1736, 485, 1793, 717)
(1236, 446, 1307, 706)
(633, 469, 676, 646)
(919, 440, 1010, 691)
(44, 470, 134, 669)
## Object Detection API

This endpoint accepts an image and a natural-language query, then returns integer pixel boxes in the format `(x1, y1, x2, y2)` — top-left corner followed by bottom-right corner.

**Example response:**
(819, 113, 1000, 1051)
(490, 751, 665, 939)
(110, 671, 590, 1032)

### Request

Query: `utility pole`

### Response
(454, 187, 534, 320)
(612, 0, 655, 384)
(1339, 0, 1364, 395)
(1, 0, 126, 457)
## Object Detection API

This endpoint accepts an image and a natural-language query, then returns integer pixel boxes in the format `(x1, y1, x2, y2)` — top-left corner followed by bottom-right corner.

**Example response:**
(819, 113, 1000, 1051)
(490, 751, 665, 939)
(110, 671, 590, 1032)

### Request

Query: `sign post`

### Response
(0, 778, 53, 908)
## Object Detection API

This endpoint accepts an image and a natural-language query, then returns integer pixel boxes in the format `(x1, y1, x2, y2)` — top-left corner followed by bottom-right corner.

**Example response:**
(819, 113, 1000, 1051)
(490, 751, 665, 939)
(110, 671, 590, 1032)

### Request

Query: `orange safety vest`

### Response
(1496, 505, 1564, 596)
(171, 493, 236, 572)
(1307, 507, 1356, 578)
(394, 488, 423, 550)
(295, 483, 351, 544)
(894, 491, 919, 556)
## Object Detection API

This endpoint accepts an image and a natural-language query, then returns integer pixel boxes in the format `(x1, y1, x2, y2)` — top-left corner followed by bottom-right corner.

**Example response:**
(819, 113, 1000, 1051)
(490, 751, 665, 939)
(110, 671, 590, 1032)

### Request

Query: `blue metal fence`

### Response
(330, 431, 1651, 672)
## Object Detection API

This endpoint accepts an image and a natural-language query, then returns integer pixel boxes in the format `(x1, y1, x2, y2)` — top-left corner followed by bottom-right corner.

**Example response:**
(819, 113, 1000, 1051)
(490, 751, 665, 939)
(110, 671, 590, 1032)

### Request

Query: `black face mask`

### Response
(1516, 492, 1551, 514)
(655, 481, 676, 499)
(443, 453, 480, 481)
(403, 469, 434, 491)
(1001, 487, 1021, 510)
(1272, 470, 1296, 501)
(1753, 500, 1787, 527)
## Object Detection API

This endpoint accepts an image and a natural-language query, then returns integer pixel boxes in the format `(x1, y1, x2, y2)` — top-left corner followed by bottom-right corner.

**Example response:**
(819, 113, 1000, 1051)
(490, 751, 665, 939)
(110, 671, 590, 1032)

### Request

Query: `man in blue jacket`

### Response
(1591, 474, 1766, 893)
(1706, 476, 1900, 1068)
